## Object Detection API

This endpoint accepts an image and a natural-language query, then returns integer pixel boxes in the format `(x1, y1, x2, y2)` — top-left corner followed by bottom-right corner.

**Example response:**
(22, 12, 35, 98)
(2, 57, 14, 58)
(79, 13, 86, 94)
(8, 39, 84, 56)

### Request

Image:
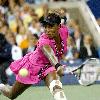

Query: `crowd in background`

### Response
(0, 0, 99, 85)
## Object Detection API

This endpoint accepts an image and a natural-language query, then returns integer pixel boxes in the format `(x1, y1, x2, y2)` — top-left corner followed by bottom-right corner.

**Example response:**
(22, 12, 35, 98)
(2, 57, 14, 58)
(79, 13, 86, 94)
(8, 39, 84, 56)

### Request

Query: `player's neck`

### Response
(54, 34, 61, 44)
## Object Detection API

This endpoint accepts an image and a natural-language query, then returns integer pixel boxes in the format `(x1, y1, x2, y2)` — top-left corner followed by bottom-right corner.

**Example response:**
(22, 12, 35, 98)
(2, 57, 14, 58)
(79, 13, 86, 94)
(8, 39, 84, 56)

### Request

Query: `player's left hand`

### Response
(57, 65, 65, 76)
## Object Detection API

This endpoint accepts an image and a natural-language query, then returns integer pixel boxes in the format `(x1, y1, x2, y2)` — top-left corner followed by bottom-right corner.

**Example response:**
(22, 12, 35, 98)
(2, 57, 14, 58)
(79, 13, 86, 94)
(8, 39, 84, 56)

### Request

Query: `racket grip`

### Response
(55, 63, 62, 70)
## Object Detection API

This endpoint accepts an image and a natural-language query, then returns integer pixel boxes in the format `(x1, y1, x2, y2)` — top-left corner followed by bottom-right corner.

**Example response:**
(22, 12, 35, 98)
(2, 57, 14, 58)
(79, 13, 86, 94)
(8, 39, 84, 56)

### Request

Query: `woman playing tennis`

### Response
(0, 13, 68, 100)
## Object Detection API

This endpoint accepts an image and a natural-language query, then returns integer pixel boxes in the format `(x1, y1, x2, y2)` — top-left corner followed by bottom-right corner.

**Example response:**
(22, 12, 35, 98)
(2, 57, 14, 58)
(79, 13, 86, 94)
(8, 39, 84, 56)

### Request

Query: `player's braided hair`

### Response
(42, 13, 61, 27)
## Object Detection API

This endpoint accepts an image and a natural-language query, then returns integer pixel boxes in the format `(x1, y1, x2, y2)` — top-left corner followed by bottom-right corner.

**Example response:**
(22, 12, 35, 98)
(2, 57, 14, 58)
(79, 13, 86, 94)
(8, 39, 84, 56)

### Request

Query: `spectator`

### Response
(16, 0, 25, 6)
(28, 17, 42, 36)
(79, 34, 99, 60)
(5, 30, 23, 61)
(8, 0, 17, 11)
(0, 0, 9, 7)
(73, 25, 84, 51)
(60, 7, 70, 25)
(38, 3, 49, 23)
(27, 33, 39, 53)
(63, 36, 79, 61)
(49, 0, 67, 1)
(16, 20, 29, 50)
(0, 33, 12, 84)
(0, 23, 8, 35)
(68, 19, 79, 37)
(7, 11, 18, 33)
(20, 3, 32, 29)
(33, 0, 48, 4)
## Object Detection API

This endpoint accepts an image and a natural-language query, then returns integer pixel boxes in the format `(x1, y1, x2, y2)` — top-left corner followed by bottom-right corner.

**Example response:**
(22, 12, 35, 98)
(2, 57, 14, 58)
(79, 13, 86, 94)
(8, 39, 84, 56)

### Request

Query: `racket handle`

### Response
(64, 66, 81, 74)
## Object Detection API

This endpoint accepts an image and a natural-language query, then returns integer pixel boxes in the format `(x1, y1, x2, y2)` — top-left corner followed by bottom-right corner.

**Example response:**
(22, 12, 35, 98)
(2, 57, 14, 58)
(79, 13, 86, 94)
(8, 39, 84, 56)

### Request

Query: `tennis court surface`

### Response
(0, 84, 100, 100)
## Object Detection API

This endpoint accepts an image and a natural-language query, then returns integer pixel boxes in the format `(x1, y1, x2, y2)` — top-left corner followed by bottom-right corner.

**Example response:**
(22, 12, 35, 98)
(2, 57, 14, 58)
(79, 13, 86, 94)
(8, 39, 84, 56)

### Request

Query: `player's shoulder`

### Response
(59, 24, 69, 38)
(60, 24, 67, 28)
(59, 24, 68, 32)
(37, 33, 50, 47)
(39, 33, 50, 41)
(40, 33, 48, 39)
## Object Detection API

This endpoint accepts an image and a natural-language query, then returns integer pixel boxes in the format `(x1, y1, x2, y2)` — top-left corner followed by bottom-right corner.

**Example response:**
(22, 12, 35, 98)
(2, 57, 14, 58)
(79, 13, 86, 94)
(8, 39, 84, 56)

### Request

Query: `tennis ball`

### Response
(19, 68, 29, 77)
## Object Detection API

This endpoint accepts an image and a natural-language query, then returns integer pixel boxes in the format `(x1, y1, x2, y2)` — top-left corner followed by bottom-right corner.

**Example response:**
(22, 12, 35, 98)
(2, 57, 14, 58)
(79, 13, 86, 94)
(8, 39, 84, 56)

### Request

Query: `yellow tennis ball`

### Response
(19, 68, 29, 77)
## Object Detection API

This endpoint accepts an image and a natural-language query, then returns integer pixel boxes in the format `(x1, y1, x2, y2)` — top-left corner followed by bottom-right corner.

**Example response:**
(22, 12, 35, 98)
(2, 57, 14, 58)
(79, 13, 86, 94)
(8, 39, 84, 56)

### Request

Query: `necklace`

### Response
(54, 40, 64, 58)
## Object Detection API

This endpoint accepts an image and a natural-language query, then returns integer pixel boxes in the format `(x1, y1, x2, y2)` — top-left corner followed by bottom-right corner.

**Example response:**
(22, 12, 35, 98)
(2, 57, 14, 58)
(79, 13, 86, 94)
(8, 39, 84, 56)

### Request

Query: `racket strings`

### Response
(70, 64, 85, 80)
(71, 68, 82, 80)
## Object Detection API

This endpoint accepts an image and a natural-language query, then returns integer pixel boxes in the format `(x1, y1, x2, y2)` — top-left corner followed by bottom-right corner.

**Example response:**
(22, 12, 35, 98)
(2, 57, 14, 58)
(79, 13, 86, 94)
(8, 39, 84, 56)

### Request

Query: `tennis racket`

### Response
(64, 58, 100, 86)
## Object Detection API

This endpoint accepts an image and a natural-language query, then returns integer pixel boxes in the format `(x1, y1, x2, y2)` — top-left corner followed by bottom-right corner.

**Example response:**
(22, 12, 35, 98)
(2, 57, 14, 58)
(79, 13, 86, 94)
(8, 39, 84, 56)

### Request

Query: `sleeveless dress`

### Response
(10, 25, 68, 84)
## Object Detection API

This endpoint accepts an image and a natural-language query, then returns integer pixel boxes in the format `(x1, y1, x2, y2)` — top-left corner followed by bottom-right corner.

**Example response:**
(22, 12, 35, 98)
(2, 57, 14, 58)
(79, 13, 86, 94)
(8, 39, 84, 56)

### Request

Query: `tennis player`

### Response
(0, 13, 68, 100)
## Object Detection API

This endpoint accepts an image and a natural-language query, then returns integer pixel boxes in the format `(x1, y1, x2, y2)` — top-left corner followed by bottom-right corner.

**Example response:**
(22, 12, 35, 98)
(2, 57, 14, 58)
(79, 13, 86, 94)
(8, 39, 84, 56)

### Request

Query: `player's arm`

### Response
(41, 45, 64, 76)
(41, 45, 59, 67)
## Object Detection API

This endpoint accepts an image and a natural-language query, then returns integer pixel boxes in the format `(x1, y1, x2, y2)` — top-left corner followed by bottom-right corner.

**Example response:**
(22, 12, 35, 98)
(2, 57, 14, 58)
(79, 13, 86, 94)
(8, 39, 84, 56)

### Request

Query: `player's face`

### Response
(45, 24, 59, 39)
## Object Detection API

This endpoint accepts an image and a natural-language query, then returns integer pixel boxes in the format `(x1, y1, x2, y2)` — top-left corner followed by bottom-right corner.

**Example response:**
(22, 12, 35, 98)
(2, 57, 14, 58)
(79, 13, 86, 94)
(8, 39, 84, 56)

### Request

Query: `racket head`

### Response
(73, 58, 100, 86)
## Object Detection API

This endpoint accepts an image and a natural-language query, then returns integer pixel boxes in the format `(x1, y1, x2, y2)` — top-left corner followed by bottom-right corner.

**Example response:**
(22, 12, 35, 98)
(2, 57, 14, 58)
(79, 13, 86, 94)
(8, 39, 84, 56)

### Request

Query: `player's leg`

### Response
(44, 71, 67, 100)
(0, 81, 31, 100)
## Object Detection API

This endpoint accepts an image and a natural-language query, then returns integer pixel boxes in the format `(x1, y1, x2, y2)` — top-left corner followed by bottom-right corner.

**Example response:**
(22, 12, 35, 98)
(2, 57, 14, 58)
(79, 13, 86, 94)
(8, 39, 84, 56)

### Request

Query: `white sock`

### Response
(54, 91, 67, 100)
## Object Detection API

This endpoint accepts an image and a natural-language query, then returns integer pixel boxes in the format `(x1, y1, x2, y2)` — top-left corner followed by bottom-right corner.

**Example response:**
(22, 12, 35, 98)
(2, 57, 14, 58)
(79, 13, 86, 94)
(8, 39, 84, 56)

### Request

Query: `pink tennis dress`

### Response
(10, 25, 68, 84)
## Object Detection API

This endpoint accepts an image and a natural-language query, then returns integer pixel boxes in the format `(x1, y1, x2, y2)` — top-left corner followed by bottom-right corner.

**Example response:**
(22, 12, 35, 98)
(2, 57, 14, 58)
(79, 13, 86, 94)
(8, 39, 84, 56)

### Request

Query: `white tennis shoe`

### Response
(0, 84, 11, 93)
(0, 84, 5, 93)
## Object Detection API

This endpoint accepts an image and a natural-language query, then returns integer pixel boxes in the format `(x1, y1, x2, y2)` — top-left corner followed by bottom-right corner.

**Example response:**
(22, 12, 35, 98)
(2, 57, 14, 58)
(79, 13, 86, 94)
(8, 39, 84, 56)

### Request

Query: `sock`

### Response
(54, 90, 67, 100)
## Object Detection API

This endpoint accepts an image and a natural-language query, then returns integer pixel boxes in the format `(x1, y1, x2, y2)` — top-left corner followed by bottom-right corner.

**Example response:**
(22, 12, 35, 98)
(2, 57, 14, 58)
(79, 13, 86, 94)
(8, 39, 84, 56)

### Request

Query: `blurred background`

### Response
(0, 0, 100, 100)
